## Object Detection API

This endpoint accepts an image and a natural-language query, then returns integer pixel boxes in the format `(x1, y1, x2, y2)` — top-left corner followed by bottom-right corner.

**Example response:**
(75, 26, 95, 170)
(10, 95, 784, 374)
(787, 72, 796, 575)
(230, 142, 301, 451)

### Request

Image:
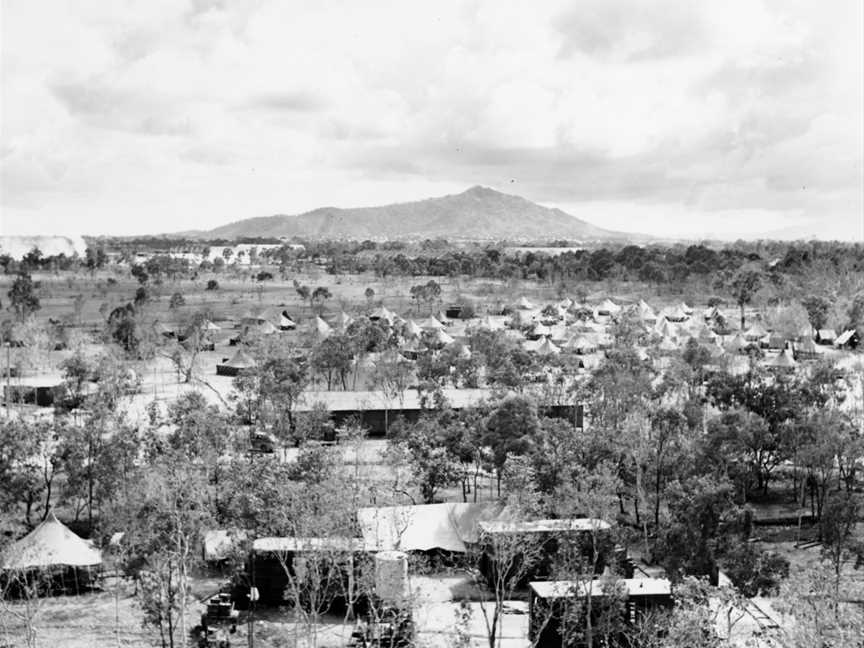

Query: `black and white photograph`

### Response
(1, 1, 863, 646)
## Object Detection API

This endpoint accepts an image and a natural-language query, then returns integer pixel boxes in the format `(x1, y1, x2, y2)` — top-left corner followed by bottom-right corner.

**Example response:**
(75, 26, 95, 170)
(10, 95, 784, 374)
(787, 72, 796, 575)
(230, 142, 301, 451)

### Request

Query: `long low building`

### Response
(529, 577, 673, 648)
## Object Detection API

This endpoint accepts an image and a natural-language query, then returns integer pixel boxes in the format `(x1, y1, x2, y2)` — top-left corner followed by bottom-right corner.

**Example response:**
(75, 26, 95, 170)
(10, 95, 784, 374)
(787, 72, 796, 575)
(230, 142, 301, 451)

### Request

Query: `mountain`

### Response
(185, 186, 638, 241)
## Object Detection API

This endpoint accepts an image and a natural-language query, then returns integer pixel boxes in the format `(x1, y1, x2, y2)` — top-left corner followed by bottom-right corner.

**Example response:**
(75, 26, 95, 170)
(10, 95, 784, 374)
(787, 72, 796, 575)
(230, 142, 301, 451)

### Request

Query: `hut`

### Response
(529, 578, 673, 648)
(816, 328, 837, 345)
(793, 337, 821, 360)
(1, 513, 102, 595)
(835, 329, 859, 349)
(217, 349, 257, 376)
(248, 537, 364, 606)
(478, 519, 613, 587)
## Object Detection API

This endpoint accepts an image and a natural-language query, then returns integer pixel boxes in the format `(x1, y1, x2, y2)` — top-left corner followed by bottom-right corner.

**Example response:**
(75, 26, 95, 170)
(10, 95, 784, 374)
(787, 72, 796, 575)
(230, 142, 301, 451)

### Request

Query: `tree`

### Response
(311, 286, 332, 315)
(168, 292, 185, 309)
(483, 395, 539, 493)
(7, 273, 40, 320)
(251, 338, 310, 443)
(387, 415, 461, 503)
(309, 334, 354, 390)
(364, 286, 375, 308)
(368, 352, 414, 432)
(206, 279, 219, 291)
(726, 267, 763, 330)
(801, 295, 831, 333)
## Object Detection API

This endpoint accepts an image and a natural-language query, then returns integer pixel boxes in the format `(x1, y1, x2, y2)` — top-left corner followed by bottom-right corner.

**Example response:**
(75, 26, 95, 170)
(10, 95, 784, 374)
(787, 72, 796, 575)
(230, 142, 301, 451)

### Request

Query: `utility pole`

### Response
(4, 342, 10, 418)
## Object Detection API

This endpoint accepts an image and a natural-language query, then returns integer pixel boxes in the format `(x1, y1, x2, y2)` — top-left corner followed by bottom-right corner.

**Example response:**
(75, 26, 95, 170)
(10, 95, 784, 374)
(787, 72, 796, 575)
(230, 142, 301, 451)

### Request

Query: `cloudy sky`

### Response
(1, 0, 862, 240)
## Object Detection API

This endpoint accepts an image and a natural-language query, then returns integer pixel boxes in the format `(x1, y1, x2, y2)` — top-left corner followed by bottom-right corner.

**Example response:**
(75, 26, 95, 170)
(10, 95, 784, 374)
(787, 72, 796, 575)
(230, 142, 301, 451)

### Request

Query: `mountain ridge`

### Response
(176, 186, 645, 241)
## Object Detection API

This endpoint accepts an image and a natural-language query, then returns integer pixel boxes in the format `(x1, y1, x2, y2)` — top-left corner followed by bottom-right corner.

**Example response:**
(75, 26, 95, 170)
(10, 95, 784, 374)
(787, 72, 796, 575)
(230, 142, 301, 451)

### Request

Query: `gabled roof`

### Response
(1, 513, 102, 570)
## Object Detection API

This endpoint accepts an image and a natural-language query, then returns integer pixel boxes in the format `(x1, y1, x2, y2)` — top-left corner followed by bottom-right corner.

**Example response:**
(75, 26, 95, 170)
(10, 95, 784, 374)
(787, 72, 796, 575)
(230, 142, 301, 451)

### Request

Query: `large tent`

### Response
(312, 316, 333, 339)
(597, 299, 621, 316)
(369, 306, 397, 324)
(1, 513, 102, 594)
(279, 311, 297, 330)
(516, 296, 535, 310)
(419, 316, 445, 331)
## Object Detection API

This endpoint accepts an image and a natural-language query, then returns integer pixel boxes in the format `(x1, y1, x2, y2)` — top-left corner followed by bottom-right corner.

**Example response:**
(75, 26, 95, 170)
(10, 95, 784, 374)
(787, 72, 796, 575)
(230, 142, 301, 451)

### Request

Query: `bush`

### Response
(722, 541, 790, 596)
(206, 280, 219, 291)
(169, 292, 185, 309)
(256, 271, 274, 282)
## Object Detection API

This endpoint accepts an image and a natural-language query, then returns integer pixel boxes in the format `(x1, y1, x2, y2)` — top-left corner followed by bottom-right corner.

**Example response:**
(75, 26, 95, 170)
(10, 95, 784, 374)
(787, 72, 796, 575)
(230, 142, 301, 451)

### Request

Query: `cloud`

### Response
(0, 0, 861, 239)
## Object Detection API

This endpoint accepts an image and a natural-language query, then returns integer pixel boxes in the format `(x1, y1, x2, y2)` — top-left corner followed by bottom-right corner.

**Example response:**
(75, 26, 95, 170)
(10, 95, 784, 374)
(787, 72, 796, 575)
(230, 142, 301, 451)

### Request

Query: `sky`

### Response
(1, 0, 862, 240)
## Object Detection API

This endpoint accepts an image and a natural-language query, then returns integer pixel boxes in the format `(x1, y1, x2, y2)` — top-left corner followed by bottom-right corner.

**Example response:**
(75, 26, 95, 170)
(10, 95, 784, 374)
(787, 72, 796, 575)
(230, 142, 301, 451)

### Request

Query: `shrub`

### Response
(206, 280, 219, 291)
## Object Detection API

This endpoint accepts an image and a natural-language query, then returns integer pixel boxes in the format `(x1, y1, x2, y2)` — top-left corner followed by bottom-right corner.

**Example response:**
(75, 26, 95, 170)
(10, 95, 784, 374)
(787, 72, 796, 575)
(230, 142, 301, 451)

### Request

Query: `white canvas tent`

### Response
(1, 513, 101, 572)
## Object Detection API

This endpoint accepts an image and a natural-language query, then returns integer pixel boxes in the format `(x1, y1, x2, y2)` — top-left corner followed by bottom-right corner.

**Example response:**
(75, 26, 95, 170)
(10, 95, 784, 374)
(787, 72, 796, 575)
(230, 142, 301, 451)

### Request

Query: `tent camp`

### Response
(1, 513, 102, 594)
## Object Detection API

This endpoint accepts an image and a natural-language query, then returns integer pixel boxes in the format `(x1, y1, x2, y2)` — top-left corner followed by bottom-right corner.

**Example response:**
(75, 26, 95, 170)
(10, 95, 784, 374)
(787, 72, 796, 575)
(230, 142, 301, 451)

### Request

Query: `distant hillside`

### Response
(184, 186, 638, 241)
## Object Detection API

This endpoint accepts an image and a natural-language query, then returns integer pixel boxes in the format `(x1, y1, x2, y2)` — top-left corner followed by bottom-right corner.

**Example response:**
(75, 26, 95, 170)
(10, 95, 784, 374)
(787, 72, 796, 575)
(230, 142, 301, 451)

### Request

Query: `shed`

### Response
(529, 578, 673, 648)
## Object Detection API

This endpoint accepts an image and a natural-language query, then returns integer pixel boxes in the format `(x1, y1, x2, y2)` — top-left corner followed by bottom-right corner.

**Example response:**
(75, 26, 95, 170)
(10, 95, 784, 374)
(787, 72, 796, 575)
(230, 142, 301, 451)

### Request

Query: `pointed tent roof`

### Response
(436, 311, 450, 324)
(564, 335, 597, 354)
(1, 513, 102, 570)
(202, 320, 221, 331)
(516, 296, 535, 310)
(530, 322, 553, 337)
(420, 316, 445, 331)
(336, 311, 354, 330)
(370, 306, 396, 324)
(313, 316, 332, 338)
(404, 320, 423, 338)
(431, 329, 455, 345)
(534, 338, 561, 356)
(637, 299, 656, 320)
(279, 313, 297, 329)
(769, 348, 798, 370)
(680, 302, 694, 314)
(744, 323, 769, 340)
(665, 306, 688, 322)
(225, 349, 257, 369)
(725, 333, 748, 353)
